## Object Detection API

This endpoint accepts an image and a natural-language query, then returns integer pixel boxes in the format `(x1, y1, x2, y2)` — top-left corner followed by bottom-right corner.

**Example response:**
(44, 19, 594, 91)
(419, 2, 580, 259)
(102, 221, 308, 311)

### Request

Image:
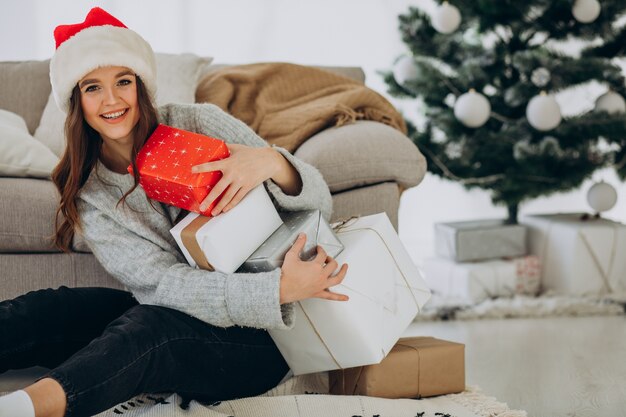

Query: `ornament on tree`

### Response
(530, 67, 551, 87)
(454, 89, 491, 128)
(431, 2, 461, 34)
(587, 181, 618, 213)
(572, 0, 601, 23)
(393, 56, 420, 86)
(595, 91, 626, 114)
(526, 91, 562, 131)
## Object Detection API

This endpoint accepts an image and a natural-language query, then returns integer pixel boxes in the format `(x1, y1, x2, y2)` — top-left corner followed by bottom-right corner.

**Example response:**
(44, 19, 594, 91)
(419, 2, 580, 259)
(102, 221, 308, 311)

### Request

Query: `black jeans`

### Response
(0, 286, 289, 417)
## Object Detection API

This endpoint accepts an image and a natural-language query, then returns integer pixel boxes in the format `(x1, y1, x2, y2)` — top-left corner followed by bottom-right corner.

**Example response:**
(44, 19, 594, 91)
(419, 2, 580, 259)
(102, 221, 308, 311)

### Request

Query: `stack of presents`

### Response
(423, 213, 626, 305)
(133, 124, 466, 399)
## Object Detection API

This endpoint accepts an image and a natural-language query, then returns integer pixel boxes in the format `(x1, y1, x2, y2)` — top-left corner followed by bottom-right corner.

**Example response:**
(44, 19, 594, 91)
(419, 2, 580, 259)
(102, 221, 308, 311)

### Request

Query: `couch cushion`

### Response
(0, 177, 90, 253)
(0, 60, 52, 135)
(330, 182, 400, 230)
(294, 121, 426, 193)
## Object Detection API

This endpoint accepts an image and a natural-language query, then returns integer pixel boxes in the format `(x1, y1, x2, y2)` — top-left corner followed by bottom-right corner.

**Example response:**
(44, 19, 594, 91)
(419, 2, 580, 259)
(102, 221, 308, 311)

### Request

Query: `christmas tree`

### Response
(383, 0, 626, 223)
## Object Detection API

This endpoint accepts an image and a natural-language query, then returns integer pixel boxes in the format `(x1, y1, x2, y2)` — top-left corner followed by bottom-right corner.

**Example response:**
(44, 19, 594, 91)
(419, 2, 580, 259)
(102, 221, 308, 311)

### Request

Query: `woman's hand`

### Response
(191, 144, 279, 216)
(279, 233, 349, 305)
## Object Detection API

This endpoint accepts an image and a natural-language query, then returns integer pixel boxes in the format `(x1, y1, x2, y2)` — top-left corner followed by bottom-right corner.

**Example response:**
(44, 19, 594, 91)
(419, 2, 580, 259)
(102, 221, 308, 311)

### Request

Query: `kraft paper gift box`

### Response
(329, 337, 465, 398)
(170, 185, 282, 273)
(422, 255, 541, 304)
(522, 213, 626, 295)
(240, 209, 343, 272)
(435, 219, 527, 262)
(129, 124, 229, 217)
(269, 212, 431, 375)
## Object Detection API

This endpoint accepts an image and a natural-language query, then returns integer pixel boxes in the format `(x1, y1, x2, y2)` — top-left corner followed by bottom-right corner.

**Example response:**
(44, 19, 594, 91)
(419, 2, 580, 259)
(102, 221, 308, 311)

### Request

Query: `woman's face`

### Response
(79, 66, 140, 145)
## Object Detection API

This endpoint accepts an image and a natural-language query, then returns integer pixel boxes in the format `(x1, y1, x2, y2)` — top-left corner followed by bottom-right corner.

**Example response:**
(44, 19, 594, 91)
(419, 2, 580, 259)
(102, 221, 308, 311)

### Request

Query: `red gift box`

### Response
(128, 124, 230, 215)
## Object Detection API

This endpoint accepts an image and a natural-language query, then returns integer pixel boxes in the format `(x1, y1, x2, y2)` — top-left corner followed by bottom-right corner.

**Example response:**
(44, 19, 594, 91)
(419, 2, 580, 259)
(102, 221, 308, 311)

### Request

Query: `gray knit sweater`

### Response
(77, 103, 332, 330)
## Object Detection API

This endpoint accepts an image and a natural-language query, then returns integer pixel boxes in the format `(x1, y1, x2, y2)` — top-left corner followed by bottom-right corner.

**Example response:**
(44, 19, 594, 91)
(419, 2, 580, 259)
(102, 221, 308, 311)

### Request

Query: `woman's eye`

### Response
(118, 79, 132, 86)
(85, 85, 99, 93)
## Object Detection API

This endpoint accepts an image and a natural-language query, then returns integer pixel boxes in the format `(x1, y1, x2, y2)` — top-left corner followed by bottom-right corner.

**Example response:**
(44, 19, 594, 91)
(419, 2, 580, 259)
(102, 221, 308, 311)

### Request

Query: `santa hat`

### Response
(50, 7, 157, 113)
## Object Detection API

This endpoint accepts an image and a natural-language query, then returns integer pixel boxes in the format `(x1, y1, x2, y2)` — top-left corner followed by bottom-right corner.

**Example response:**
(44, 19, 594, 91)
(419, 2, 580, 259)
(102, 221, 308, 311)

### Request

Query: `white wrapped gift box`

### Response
(170, 185, 282, 273)
(422, 256, 541, 305)
(522, 213, 626, 295)
(269, 213, 431, 375)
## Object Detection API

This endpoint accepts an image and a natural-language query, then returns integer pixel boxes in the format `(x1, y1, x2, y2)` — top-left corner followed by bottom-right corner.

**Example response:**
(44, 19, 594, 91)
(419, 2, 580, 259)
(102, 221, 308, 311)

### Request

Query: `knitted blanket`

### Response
(94, 373, 527, 417)
(195, 63, 407, 152)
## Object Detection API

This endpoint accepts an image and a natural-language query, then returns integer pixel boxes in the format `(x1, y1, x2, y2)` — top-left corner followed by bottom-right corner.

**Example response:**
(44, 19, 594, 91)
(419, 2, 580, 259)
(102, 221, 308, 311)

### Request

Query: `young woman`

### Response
(0, 7, 348, 417)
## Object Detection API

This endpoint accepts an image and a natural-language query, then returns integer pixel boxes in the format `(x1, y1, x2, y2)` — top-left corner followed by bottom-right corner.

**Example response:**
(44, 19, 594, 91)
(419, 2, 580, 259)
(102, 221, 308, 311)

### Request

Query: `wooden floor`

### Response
(404, 316, 626, 417)
(3, 316, 626, 417)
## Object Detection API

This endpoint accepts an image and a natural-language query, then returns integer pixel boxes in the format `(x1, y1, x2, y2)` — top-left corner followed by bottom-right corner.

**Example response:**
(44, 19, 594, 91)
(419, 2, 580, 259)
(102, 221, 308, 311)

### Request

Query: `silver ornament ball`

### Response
(595, 91, 626, 115)
(526, 93, 562, 131)
(572, 0, 601, 23)
(587, 181, 618, 213)
(431, 2, 461, 34)
(531, 67, 551, 88)
(393, 56, 420, 86)
(454, 90, 491, 128)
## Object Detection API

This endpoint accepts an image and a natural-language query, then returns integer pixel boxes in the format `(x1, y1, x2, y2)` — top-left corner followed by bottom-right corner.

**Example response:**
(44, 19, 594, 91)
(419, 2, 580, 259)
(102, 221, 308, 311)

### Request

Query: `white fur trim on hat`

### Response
(50, 25, 157, 113)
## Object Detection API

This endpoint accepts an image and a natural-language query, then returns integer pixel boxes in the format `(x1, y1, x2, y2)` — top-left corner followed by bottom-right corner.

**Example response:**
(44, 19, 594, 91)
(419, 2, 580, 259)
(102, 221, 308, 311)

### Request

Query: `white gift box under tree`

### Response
(434, 219, 527, 262)
(269, 212, 431, 375)
(170, 185, 282, 273)
(422, 255, 541, 305)
(522, 213, 626, 295)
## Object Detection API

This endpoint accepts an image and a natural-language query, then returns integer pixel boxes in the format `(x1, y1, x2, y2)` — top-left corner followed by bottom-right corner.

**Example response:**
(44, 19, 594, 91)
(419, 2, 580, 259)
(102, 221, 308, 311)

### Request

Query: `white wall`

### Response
(1, 0, 625, 261)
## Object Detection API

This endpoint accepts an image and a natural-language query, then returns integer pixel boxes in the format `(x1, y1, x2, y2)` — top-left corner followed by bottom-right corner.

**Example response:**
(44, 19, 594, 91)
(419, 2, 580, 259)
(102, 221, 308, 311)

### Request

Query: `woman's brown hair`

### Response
(51, 75, 158, 252)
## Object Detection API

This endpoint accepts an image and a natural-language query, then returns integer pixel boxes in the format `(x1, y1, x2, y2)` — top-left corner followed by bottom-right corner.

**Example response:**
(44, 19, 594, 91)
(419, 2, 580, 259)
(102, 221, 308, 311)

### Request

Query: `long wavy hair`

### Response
(51, 75, 158, 252)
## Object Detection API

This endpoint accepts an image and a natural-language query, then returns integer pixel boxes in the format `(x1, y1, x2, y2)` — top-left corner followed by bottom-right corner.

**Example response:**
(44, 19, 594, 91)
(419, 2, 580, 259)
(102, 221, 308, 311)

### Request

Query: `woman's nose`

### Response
(102, 87, 120, 104)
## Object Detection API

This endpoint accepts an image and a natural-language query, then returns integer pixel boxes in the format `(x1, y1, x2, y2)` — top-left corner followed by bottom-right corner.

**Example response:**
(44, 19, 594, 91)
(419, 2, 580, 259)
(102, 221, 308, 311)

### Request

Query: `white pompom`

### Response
(526, 92, 562, 131)
(393, 56, 420, 86)
(595, 91, 626, 114)
(431, 2, 461, 34)
(587, 181, 618, 213)
(454, 89, 491, 128)
(572, 0, 601, 23)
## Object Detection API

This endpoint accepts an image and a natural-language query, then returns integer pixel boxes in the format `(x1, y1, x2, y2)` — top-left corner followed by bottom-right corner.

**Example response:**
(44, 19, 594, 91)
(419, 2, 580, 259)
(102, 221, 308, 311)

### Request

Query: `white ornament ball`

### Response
(431, 2, 462, 34)
(526, 93, 562, 131)
(587, 181, 618, 213)
(454, 90, 491, 128)
(393, 56, 420, 86)
(595, 91, 626, 114)
(572, 0, 601, 23)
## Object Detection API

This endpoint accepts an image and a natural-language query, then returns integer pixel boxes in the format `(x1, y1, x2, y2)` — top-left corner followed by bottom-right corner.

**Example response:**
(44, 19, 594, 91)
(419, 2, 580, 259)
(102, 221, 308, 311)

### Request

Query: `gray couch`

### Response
(0, 58, 426, 302)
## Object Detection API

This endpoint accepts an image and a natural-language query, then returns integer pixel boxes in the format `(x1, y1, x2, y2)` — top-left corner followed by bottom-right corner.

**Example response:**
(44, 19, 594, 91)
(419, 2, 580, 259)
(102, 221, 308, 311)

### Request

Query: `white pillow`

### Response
(0, 109, 59, 178)
(34, 52, 214, 157)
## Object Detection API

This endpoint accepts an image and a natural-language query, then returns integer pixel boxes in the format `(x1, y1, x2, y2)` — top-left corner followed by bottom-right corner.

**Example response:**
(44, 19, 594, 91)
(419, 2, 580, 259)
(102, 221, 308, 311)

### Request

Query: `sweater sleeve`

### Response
(77, 198, 295, 330)
(159, 103, 333, 221)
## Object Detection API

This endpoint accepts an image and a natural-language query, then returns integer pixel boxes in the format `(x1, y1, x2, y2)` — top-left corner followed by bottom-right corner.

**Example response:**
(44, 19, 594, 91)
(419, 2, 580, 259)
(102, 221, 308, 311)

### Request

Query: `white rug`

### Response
(94, 373, 527, 417)
(414, 291, 626, 321)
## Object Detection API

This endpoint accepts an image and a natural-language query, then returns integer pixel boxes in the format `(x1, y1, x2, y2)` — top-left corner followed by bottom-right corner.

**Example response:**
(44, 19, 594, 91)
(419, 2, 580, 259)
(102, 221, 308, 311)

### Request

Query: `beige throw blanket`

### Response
(195, 63, 407, 152)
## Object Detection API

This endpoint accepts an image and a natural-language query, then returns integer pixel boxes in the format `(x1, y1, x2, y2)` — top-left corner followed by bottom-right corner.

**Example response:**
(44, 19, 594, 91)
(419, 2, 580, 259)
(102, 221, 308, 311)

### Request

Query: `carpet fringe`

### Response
(447, 385, 528, 417)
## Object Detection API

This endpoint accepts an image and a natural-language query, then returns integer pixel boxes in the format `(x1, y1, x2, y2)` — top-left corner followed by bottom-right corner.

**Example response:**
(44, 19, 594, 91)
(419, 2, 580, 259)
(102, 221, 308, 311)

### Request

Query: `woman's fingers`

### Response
(325, 263, 348, 288)
(200, 177, 230, 212)
(191, 159, 223, 174)
(210, 184, 242, 216)
(221, 187, 248, 214)
(312, 245, 327, 264)
(314, 289, 349, 301)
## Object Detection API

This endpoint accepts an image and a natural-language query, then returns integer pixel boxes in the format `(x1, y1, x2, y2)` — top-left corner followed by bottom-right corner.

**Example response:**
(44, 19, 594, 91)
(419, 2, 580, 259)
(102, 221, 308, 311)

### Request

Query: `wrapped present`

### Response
(435, 219, 527, 262)
(522, 213, 626, 295)
(129, 124, 229, 216)
(269, 213, 431, 375)
(170, 185, 282, 273)
(329, 337, 465, 398)
(422, 255, 541, 305)
(240, 209, 343, 272)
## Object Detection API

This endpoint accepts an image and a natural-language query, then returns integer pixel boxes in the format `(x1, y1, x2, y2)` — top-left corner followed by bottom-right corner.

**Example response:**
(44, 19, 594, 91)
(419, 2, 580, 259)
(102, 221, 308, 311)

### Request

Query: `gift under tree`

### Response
(384, 0, 626, 223)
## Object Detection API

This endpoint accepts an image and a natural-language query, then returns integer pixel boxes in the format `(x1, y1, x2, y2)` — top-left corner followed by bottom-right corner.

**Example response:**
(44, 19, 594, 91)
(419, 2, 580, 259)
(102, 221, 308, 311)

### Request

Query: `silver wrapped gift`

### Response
(435, 219, 527, 262)
(240, 209, 344, 272)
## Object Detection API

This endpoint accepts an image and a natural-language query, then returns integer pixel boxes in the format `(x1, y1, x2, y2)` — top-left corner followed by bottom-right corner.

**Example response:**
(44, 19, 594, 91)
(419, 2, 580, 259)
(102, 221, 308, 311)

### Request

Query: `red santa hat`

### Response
(50, 7, 157, 113)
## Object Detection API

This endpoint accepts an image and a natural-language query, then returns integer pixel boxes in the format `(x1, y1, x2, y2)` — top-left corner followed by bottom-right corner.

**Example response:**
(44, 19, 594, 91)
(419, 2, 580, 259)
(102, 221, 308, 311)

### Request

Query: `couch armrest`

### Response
(294, 121, 426, 194)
